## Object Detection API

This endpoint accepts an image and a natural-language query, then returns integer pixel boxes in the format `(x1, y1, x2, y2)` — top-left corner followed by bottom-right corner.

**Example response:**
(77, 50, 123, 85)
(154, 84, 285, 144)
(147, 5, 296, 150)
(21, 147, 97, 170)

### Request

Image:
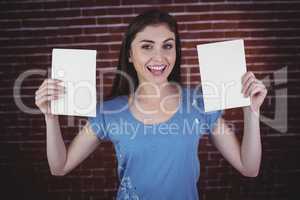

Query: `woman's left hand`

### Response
(241, 72, 268, 114)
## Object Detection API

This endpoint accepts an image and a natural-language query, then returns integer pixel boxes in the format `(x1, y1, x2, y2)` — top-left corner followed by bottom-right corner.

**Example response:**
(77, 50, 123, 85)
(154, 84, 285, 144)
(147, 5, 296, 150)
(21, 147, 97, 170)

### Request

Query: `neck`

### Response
(132, 81, 179, 103)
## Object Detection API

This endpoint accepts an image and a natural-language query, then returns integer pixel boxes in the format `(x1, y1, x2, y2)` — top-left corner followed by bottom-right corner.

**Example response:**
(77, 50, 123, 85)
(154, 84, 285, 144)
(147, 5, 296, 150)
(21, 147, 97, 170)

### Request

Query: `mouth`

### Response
(146, 64, 168, 76)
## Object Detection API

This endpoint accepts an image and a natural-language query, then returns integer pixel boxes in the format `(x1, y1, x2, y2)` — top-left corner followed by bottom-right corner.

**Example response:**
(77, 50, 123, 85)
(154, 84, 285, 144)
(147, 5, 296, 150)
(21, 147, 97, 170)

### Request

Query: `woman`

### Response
(35, 10, 267, 200)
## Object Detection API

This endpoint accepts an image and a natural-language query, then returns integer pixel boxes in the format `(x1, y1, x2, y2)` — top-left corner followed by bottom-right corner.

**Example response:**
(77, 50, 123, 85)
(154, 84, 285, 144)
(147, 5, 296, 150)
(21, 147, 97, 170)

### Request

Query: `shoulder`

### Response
(181, 85, 205, 109)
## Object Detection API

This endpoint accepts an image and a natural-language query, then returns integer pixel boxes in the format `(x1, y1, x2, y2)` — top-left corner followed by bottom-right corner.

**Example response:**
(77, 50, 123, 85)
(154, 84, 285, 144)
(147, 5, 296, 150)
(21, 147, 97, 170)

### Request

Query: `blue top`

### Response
(88, 86, 223, 200)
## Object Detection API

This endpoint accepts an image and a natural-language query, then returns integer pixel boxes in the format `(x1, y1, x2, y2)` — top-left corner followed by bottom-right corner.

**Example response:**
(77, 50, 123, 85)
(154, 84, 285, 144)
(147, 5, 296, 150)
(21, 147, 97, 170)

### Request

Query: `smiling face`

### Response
(129, 24, 176, 86)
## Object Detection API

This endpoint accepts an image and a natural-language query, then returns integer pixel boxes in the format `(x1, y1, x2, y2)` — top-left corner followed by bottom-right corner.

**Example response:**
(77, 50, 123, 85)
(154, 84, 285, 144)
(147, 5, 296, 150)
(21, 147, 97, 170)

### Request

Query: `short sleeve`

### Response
(88, 104, 110, 141)
(204, 110, 224, 135)
(186, 86, 224, 136)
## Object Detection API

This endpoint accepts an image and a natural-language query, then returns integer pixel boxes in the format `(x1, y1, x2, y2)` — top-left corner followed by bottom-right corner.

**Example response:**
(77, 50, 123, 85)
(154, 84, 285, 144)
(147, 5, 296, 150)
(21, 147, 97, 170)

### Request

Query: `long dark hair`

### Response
(110, 9, 182, 98)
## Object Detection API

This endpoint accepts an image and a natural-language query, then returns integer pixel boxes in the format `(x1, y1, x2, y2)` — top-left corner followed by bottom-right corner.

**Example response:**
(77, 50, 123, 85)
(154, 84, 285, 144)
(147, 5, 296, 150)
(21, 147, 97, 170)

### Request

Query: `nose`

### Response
(152, 48, 164, 62)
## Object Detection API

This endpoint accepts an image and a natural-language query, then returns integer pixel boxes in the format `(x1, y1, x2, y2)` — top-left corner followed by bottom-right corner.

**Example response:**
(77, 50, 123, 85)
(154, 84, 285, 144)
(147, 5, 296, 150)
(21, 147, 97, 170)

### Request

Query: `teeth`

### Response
(147, 64, 166, 70)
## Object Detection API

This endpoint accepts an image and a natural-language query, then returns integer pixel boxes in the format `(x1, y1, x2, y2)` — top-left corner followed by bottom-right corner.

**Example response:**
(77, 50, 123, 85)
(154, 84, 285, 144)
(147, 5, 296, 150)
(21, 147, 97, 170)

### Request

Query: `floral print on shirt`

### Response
(117, 176, 140, 200)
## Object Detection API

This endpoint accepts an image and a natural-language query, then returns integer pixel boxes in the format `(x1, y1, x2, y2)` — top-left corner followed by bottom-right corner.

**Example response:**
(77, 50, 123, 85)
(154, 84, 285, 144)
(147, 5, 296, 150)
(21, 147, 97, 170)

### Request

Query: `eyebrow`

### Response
(139, 38, 175, 43)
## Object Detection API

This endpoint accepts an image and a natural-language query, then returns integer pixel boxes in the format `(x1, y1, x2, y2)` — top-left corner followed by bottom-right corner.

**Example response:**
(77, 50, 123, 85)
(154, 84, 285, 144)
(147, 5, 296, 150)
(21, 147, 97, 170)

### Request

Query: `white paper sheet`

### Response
(197, 39, 250, 112)
(51, 48, 97, 117)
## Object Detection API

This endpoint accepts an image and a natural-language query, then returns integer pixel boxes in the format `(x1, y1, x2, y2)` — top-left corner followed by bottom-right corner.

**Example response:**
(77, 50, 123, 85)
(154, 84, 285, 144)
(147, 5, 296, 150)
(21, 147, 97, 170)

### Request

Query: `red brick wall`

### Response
(1, 0, 299, 200)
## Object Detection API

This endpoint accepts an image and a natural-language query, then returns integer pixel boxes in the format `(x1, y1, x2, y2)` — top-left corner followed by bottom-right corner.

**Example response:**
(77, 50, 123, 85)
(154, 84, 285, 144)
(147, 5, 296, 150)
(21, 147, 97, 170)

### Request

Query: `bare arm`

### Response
(45, 115, 66, 175)
(45, 116, 100, 176)
(36, 79, 101, 176)
(210, 71, 267, 177)
(241, 107, 261, 176)
(211, 114, 261, 177)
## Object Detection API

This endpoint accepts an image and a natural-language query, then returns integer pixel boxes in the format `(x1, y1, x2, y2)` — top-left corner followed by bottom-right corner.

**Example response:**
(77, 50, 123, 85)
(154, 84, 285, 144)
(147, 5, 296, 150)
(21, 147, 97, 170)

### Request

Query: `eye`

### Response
(163, 43, 174, 49)
(141, 44, 152, 50)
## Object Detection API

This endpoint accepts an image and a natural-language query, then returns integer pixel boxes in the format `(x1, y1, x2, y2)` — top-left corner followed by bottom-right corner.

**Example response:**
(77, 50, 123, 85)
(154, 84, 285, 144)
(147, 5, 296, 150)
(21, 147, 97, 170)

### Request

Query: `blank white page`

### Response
(51, 48, 97, 117)
(197, 39, 250, 112)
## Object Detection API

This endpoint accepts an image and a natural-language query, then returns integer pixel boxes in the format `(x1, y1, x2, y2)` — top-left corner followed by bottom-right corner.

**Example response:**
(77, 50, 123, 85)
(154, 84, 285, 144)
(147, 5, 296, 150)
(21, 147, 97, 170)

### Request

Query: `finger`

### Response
(35, 89, 65, 101)
(250, 85, 265, 98)
(248, 84, 265, 98)
(36, 83, 65, 96)
(242, 76, 256, 95)
(251, 80, 267, 94)
(41, 80, 64, 91)
(241, 72, 255, 86)
(39, 79, 63, 90)
(252, 85, 268, 97)
(38, 83, 65, 94)
(245, 80, 264, 97)
(241, 73, 254, 93)
(36, 86, 63, 98)
(35, 95, 60, 106)
(38, 79, 48, 90)
(255, 80, 265, 88)
(35, 88, 64, 100)
(241, 72, 249, 84)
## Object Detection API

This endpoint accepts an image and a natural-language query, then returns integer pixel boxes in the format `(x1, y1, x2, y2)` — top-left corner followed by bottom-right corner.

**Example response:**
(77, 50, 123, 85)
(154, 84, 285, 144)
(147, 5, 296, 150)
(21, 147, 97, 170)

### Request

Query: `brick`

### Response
(83, 26, 108, 34)
(97, 17, 122, 25)
(185, 5, 212, 13)
(210, 2, 300, 12)
(122, 0, 172, 5)
(3, 38, 47, 47)
(1, 1, 300, 199)
(107, 25, 128, 33)
(0, 20, 22, 29)
(22, 18, 96, 28)
(70, 0, 120, 7)
(0, 2, 43, 11)
(0, 10, 81, 20)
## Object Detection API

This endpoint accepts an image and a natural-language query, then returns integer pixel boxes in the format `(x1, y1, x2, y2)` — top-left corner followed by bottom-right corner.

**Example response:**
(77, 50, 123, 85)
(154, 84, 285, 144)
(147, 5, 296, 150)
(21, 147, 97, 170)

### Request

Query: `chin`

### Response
(148, 73, 171, 84)
(151, 73, 173, 83)
(152, 78, 169, 85)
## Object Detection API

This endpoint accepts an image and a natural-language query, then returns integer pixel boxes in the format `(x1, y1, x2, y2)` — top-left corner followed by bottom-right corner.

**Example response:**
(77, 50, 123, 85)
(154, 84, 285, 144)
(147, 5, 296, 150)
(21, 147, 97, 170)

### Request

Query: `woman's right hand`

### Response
(35, 79, 65, 116)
